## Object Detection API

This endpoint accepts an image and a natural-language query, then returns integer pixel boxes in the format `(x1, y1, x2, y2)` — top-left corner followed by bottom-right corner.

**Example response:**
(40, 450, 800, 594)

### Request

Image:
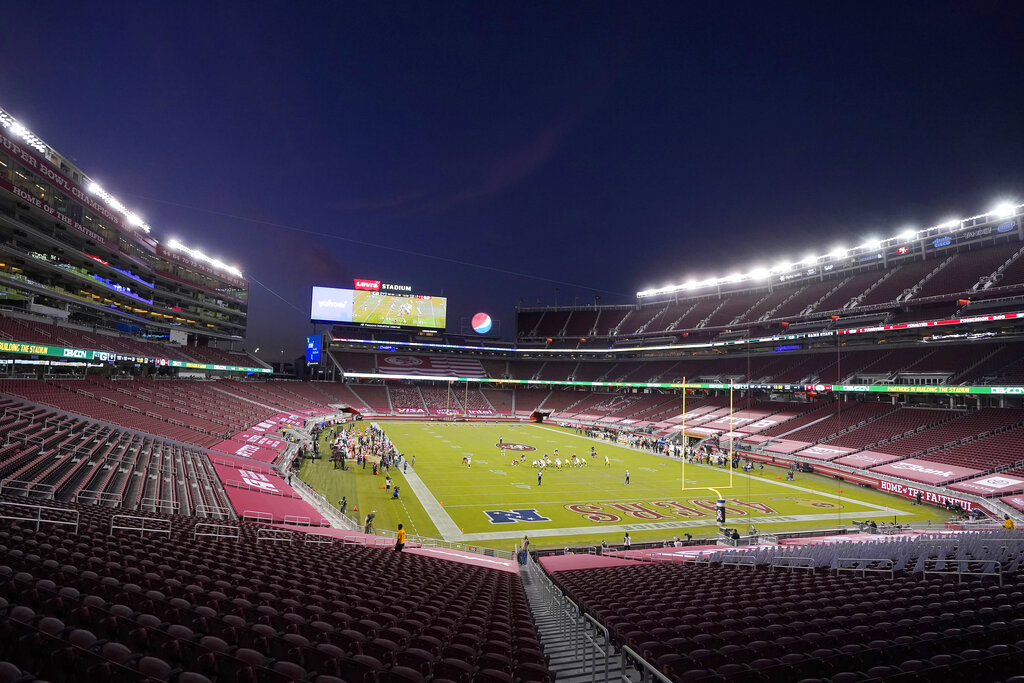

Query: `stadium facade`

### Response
(0, 106, 261, 374)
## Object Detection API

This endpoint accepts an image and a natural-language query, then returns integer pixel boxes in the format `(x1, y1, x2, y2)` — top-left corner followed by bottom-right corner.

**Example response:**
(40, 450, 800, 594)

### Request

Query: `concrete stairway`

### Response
(520, 561, 644, 683)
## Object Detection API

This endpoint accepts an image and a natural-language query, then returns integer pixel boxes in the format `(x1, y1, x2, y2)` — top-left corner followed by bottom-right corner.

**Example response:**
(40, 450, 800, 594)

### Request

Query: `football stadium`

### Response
(3, 8, 1024, 682)
(2, 102, 1024, 682)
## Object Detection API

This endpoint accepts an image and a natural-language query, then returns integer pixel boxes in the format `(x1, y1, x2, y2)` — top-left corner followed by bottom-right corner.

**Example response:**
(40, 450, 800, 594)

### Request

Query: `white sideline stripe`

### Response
(399, 461, 462, 540)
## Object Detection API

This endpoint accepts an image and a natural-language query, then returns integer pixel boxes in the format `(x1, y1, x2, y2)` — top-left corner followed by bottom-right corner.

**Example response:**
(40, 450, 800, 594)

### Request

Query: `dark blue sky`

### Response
(3, 1, 1023, 357)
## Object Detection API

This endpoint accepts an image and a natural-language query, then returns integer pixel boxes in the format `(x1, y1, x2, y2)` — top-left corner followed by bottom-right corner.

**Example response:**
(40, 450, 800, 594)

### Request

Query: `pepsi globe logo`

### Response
(472, 312, 492, 334)
(497, 443, 535, 451)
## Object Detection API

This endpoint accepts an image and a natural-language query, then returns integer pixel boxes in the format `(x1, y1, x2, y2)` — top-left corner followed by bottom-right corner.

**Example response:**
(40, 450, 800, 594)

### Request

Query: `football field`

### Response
(299, 421, 949, 551)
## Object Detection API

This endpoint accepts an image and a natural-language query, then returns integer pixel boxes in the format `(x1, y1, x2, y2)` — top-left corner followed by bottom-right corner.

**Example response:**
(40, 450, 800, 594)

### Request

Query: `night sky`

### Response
(3, 2, 1023, 358)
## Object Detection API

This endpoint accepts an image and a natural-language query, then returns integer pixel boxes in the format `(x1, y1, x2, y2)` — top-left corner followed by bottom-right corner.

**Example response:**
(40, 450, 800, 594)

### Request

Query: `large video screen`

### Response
(310, 286, 447, 331)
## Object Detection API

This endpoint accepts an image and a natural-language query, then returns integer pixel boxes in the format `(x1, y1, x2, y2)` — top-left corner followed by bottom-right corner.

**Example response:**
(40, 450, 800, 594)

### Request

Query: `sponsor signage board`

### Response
(834, 451, 902, 467)
(1000, 495, 1024, 512)
(949, 473, 1024, 496)
(875, 479, 977, 511)
(0, 339, 270, 374)
(793, 445, 856, 460)
(869, 458, 982, 485)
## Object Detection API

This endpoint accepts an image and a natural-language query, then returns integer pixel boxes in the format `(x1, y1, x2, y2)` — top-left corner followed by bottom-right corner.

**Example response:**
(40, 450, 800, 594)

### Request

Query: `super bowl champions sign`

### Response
(0, 340, 270, 374)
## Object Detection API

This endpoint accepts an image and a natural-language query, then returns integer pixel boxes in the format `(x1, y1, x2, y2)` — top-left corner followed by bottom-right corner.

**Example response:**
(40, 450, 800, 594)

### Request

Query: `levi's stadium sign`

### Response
(354, 278, 412, 293)
(0, 339, 270, 374)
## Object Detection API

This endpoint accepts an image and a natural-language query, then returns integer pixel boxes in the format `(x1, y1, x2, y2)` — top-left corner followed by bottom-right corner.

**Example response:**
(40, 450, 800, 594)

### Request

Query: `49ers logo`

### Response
(497, 443, 536, 451)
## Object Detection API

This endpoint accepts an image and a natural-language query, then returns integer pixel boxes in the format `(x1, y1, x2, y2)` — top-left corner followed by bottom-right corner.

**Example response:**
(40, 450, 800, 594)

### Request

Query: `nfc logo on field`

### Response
(484, 509, 551, 524)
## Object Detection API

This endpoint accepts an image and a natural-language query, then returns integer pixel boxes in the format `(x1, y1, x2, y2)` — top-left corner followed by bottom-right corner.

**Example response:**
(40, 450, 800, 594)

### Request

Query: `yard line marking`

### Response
(396, 457, 461, 539)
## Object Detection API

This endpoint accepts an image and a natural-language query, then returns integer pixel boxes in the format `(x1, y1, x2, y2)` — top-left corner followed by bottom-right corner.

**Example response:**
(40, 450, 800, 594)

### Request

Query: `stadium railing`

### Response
(524, 551, 618, 682)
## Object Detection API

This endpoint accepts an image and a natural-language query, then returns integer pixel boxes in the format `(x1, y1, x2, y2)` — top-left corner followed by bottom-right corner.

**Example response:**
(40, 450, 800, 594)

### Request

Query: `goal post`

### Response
(680, 377, 736, 500)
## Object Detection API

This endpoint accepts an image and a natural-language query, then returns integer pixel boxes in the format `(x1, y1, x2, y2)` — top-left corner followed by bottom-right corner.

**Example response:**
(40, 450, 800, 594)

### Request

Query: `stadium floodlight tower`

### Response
(679, 377, 736, 526)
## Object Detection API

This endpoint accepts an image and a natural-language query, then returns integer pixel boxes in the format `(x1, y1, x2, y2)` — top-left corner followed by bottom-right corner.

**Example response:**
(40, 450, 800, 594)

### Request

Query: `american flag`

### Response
(378, 354, 487, 378)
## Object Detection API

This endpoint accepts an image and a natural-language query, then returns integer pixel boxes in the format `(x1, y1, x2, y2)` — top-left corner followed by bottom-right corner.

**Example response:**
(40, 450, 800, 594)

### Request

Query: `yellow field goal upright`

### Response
(679, 378, 737, 523)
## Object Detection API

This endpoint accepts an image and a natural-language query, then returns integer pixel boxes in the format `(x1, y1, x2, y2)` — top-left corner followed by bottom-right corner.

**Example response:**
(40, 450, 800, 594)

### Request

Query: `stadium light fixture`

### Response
(635, 200, 1020, 299)
(992, 202, 1016, 218)
(162, 238, 243, 278)
(773, 261, 792, 273)
(748, 267, 770, 279)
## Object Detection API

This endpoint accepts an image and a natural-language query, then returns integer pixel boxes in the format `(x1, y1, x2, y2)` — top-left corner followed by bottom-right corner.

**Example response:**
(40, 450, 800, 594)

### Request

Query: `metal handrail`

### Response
(139, 498, 180, 514)
(0, 501, 79, 533)
(110, 514, 171, 537)
(720, 553, 758, 569)
(242, 510, 273, 523)
(0, 478, 54, 499)
(622, 644, 674, 683)
(922, 558, 1003, 586)
(193, 523, 240, 540)
(76, 489, 123, 506)
(834, 557, 895, 578)
(194, 503, 232, 518)
(256, 527, 294, 543)
(769, 556, 816, 572)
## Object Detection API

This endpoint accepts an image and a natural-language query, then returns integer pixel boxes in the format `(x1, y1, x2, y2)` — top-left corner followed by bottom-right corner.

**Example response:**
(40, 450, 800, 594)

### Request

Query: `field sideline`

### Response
(298, 421, 950, 551)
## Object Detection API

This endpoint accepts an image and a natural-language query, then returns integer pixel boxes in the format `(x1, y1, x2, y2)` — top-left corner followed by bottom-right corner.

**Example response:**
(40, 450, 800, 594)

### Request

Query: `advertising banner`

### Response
(875, 478, 976, 511)
(1000, 495, 1024, 512)
(793, 445, 857, 460)
(230, 432, 288, 451)
(949, 473, 1024, 496)
(869, 458, 982, 485)
(834, 451, 902, 467)
(0, 338, 269, 373)
(211, 439, 280, 463)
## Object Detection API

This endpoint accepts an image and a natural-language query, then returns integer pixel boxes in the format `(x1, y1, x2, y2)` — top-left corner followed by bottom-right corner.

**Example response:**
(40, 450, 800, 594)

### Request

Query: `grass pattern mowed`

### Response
(302, 421, 950, 550)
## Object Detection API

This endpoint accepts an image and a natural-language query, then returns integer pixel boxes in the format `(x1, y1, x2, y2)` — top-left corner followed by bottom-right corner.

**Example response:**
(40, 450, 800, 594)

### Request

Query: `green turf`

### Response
(300, 421, 951, 551)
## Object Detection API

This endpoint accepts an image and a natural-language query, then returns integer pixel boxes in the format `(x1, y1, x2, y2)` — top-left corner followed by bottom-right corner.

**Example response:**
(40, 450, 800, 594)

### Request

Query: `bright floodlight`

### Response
(88, 182, 103, 195)
(861, 238, 881, 250)
(829, 246, 847, 259)
(774, 261, 792, 272)
(683, 280, 697, 289)
(800, 253, 817, 265)
(939, 217, 961, 229)
(992, 203, 1016, 218)
(748, 267, 770, 279)
(167, 238, 183, 250)
(898, 229, 916, 240)
(127, 213, 142, 226)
